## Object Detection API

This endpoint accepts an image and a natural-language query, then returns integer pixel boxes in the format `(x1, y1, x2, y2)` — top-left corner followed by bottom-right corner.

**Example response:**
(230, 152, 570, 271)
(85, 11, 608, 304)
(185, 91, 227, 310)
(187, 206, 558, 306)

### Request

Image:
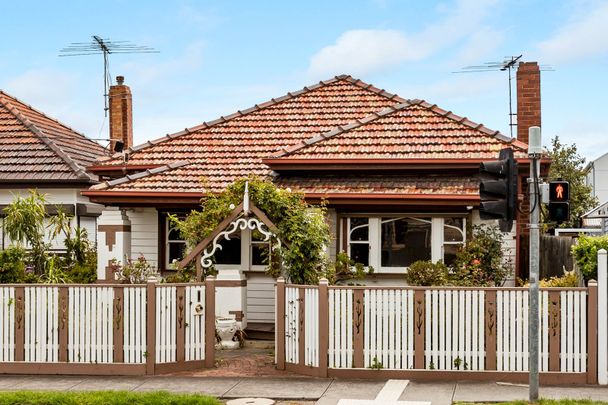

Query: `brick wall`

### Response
(109, 76, 133, 151)
(516, 62, 541, 145)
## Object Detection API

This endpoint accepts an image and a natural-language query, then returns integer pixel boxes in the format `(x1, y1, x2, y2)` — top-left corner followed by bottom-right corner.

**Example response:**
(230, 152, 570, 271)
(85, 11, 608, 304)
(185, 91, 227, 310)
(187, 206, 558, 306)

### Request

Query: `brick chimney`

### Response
(516, 62, 541, 145)
(109, 75, 133, 151)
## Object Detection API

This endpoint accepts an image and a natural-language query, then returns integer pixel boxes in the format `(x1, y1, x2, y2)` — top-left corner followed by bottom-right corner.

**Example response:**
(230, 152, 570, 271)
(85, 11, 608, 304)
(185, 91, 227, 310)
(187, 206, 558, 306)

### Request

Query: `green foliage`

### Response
(0, 247, 27, 283)
(324, 251, 374, 285)
(571, 235, 608, 281)
(547, 136, 598, 228)
(0, 390, 220, 405)
(114, 256, 159, 284)
(522, 270, 579, 287)
(451, 225, 510, 286)
(40, 256, 71, 284)
(2, 190, 48, 273)
(171, 177, 330, 285)
(405, 260, 449, 286)
(370, 356, 384, 370)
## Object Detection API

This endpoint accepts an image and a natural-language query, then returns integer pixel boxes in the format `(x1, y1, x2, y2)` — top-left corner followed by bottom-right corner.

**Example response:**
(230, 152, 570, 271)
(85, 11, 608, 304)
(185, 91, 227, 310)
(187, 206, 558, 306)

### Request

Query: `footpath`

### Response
(1, 375, 608, 404)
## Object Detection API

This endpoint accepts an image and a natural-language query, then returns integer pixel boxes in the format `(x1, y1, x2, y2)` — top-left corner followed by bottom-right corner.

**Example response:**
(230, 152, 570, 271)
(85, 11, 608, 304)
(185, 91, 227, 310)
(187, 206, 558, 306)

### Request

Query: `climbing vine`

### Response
(170, 177, 330, 285)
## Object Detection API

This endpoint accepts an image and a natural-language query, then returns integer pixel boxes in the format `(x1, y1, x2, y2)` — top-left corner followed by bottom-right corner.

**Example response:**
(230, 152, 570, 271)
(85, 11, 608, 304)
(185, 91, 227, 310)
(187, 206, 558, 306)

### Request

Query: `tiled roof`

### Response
(272, 100, 527, 160)
(0, 91, 107, 182)
(85, 75, 526, 197)
(275, 174, 479, 197)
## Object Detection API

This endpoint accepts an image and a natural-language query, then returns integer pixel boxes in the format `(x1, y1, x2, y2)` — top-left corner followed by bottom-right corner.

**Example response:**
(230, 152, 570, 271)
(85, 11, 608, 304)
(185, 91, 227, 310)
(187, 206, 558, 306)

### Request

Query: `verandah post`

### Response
(204, 276, 216, 368)
(318, 278, 329, 377)
(597, 249, 607, 385)
(276, 277, 286, 370)
(588, 280, 598, 384)
(146, 278, 157, 375)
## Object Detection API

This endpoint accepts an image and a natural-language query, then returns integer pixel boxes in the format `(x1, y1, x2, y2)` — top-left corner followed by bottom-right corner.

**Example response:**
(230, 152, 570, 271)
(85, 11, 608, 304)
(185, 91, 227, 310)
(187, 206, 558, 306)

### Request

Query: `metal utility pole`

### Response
(528, 126, 542, 402)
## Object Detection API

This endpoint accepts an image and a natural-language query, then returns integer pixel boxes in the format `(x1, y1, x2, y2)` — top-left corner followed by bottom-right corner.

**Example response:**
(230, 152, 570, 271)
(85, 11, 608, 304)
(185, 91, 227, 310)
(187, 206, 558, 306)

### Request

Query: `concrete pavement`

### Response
(1, 376, 608, 404)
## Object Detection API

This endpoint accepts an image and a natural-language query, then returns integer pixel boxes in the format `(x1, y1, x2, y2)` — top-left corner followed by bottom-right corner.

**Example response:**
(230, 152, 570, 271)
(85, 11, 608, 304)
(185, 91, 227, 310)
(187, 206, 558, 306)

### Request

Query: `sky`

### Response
(1, 0, 607, 161)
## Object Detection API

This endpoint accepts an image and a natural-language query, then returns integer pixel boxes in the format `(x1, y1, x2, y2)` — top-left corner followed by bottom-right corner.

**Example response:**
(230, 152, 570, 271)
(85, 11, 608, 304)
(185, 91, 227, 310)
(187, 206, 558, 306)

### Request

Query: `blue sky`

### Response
(1, 0, 607, 161)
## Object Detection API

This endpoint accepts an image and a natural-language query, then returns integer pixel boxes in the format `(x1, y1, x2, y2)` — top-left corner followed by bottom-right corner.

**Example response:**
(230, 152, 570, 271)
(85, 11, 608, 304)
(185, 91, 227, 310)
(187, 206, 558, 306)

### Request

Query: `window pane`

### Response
(350, 243, 369, 266)
(444, 244, 460, 266)
(349, 218, 369, 241)
(381, 217, 431, 267)
(168, 242, 186, 265)
(444, 218, 465, 242)
(213, 234, 242, 265)
(168, 225, 184, 241)
(252, 243, 269, 266)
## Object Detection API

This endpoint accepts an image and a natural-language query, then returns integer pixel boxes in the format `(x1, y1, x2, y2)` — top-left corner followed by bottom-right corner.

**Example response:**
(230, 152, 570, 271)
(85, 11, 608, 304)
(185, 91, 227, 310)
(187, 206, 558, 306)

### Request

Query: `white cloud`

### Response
(449, 27, 505, 68)
(537, 1, 608, 63)
(306, 0, 501, 78)
(3, 70, 78, 110)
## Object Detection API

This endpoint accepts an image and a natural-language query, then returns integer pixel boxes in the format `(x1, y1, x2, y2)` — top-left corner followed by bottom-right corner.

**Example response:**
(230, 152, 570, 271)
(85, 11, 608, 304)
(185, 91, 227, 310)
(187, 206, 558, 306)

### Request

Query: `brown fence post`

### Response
(176, 286, 186, 364)
(58, 287, 69, 362)
(549, 290, 561, 372)
(353, 289, 364, 368)
(414, 290, 425, 369)
(113, 287, 124, 363)
(204, 276, 216, 368)
(485, 290, 497, 370)
(14, 287, 25, 362)
(276, 277, 286, 370)
(588, 281, 598, 384)
(318, 278, 329, 377)
(146, 278, 157, 375)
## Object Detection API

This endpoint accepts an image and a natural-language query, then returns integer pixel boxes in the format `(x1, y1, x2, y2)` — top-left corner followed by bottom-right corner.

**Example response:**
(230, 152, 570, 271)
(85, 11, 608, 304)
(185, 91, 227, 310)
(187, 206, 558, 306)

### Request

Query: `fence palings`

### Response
(0, 279, 215, 375)
(278, 280, 598, 384)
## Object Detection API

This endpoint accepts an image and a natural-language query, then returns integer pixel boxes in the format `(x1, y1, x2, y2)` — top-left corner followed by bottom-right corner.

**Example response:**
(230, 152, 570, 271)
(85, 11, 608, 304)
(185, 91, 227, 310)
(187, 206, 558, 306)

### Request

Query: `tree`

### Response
(546, 136, 598, 228)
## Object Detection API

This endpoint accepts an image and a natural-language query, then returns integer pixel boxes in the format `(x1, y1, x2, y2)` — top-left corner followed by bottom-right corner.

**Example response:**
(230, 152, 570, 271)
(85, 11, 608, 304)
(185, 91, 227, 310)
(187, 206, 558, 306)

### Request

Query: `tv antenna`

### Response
(455, 55, 553, 138)
(59, 36, 159, 116)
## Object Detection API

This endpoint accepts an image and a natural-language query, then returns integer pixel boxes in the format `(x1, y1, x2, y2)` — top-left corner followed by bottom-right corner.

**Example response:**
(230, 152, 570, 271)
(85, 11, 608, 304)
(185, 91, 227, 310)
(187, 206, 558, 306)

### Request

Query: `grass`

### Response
(0, 390, 221, 405)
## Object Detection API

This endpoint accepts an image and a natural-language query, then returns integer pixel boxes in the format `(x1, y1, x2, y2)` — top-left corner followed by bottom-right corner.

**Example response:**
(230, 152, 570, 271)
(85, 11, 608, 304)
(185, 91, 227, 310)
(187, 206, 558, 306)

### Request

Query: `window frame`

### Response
(165, 215, 187, 269)
(343, 214, 468, 273)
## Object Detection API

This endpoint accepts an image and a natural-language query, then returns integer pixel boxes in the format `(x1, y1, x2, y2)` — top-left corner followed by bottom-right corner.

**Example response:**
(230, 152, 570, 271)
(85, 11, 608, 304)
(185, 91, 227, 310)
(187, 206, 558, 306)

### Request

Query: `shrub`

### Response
(114, 256, 159, 284)
(324, 251, 374, 285)
(0, 247, 27, 283)
(571, 234, 608, 281)
(405, 260, 449, 286)
(450, 225, 510, 286)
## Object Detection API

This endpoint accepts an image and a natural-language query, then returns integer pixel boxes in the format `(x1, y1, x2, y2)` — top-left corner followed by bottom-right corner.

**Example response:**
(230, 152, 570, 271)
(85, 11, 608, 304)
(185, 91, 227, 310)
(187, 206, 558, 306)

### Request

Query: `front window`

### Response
(345, 215, 467, 272)
(349, 218, 370, 266)
(251, 230, 270, 267)
(213, 232, 242, 265)
(166, 219, 187, 268)
(381, 217, 431, 267)
(443, 218, 466, 265)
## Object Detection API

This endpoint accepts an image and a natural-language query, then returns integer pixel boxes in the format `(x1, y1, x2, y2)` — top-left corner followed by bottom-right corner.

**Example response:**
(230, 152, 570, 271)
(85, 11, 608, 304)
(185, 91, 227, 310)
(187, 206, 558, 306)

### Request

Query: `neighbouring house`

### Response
(83, 63, 543, 332)
(586, 152, 608, 204)
(0, 90, 107, 250)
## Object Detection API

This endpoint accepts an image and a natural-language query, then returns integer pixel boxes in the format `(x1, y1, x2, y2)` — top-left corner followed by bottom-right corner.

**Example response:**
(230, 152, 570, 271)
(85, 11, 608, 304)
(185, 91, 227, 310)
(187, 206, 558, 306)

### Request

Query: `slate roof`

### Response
(0, 91, 107, 183)
(86, 75, 526, 198)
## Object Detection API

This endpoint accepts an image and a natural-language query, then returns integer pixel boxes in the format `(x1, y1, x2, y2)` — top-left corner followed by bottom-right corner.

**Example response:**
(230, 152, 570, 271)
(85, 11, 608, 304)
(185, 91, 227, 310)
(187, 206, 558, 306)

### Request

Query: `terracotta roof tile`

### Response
(0, 91, 107, 183)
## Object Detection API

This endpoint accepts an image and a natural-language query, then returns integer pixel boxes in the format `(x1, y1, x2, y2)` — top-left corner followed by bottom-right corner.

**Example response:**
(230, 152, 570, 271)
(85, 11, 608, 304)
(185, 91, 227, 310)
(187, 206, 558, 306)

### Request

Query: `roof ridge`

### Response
(272, 100, 420, 158)
(0, 95, 94, 182)
(0, 90, 106, 152)
(91, 160, 192, 190)
(96, 74, 405, 163)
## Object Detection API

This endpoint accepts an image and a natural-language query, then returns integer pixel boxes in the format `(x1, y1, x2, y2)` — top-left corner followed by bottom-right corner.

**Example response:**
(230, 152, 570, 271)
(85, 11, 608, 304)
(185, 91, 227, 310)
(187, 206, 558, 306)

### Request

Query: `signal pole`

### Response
(528, 126, 542, 402)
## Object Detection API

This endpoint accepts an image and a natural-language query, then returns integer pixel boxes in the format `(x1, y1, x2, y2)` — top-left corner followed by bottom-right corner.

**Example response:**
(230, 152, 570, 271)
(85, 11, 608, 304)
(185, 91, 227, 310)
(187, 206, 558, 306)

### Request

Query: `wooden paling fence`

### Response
(276, 251, 608, 384)
(0, 278, 216, 375)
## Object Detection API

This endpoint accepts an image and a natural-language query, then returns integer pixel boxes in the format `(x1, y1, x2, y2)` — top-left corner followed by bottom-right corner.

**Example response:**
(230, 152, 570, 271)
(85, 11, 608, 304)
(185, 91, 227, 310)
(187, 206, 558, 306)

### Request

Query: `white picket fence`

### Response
(282, 283, 590, 375)
(0, 282, 209, 374)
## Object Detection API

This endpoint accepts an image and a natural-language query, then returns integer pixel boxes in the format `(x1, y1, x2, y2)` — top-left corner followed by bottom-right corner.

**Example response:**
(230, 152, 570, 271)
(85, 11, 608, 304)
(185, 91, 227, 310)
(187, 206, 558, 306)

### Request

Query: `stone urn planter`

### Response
(216, 317, 239, 349)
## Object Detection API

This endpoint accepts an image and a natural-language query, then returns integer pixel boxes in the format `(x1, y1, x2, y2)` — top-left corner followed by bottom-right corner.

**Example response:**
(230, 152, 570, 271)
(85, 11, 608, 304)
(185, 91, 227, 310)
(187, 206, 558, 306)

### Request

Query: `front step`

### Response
(245, 322, 275, 340)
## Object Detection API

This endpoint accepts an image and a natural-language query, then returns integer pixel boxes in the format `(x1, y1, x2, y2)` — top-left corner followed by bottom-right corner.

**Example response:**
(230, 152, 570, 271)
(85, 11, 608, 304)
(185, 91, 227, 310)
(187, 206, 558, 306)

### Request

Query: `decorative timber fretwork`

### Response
(177, 182, 285, 281)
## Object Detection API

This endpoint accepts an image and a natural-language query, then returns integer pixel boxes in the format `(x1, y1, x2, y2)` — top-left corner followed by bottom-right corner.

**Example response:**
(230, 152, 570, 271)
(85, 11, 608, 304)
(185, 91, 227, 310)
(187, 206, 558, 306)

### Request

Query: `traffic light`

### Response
(479, 148, 518, 232)
(548, 180, 570, 223)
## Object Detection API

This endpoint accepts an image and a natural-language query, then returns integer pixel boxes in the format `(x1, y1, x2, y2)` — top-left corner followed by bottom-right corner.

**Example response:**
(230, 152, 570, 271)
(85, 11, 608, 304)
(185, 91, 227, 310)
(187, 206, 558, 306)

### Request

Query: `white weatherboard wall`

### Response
(126, 208, 159, 268)
(247, 272, 275, 323)
(587, 152, 608, 204)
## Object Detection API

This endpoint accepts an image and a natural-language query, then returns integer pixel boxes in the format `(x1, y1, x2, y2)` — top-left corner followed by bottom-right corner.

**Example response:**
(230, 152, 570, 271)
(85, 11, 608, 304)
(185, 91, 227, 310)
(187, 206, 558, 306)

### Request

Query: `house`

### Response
(0, 90, 107, 249)
(586, 152, 608, 204)
(83, 62, 543, 330)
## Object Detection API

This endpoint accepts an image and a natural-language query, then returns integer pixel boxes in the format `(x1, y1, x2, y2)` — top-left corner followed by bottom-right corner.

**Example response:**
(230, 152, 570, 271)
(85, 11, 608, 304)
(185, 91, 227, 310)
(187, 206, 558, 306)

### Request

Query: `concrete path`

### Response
(1, 376, 608, 404)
